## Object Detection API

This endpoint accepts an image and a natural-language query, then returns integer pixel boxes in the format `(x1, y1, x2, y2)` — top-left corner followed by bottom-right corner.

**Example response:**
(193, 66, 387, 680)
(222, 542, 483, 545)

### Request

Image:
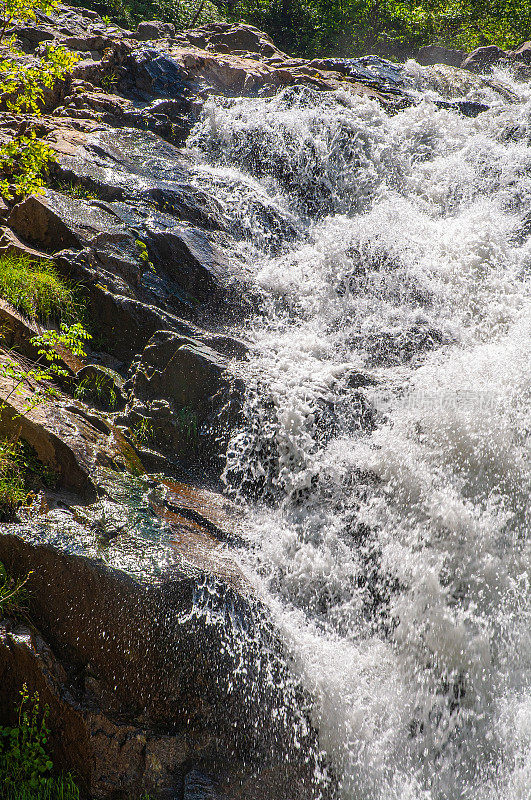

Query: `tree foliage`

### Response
(0, 0, 79, 200)
(227, 0, 531, 56)
(104, 0, 531, 56)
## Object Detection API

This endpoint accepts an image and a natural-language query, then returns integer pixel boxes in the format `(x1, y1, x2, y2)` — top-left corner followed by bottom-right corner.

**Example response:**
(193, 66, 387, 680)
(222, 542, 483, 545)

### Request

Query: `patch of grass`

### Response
(75, 375, 117, 409)
(0, 562, 30, 622)
(0, 439, 27, 518)
(101, 72, 118, 92)
(52, 180, 101, 201)
(0, 439, 59, 521)
(0, 253, 82, 323)
(175, 406, 198, 444)
(131, 416, 154, 446)
(1, 775, 80, 800)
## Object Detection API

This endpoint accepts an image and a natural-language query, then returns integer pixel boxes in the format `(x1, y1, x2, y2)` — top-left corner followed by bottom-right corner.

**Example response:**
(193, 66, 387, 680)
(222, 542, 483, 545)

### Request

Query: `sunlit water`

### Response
(186, 65, 531, 800)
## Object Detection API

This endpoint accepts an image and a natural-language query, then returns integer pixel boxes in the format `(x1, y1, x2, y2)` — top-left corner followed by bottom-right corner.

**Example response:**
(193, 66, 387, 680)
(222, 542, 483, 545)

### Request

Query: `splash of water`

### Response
(187, 68, 531, 800)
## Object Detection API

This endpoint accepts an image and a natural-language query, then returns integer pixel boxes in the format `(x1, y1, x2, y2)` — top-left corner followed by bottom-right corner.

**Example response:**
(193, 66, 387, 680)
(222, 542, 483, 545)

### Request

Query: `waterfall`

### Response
(186, 68, 530, 800)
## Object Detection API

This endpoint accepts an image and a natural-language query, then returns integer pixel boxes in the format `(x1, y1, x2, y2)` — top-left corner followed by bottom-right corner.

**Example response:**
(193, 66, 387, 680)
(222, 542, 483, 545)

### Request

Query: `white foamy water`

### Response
(187, 69, 530, 800)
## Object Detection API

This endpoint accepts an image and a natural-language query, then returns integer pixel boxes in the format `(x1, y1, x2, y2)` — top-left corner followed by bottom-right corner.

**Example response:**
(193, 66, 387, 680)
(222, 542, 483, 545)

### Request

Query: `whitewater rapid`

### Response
(187, 64, 530, 800)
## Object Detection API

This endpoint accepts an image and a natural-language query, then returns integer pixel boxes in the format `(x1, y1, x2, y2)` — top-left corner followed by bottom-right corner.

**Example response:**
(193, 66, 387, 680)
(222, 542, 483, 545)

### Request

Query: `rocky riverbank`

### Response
(0, 5, 527, 798)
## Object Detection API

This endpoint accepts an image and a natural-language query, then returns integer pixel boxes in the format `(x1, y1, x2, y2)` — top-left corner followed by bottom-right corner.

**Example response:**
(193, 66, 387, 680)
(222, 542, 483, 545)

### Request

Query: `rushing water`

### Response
(186, 64, 530, 800)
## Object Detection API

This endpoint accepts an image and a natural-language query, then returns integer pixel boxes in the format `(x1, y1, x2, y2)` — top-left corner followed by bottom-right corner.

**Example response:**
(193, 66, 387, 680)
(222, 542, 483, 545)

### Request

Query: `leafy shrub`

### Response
(0, 322, 91, 450)
(0, 253, 81, 323)
(0, 132, 56, 201)
(0, 44, 79, 115)
(0, 0, 79, 200)
(0, 685, 80, 800)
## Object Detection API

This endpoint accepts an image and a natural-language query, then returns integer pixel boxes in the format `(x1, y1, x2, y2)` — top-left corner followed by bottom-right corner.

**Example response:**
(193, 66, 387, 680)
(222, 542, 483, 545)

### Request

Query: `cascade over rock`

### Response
(0, 6, 529, 800)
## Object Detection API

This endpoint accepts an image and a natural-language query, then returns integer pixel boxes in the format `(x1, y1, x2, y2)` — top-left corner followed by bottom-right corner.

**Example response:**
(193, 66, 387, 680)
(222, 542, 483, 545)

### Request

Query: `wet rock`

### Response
(183, 769, 217, 799)
(435, 98, 490, 117)
(0, 510, 326, 800)
(6, 173, 235, 348)
(128, 331, 243, 469)
(121, 46, 200, 103)
(511, 41, 531, 64)
(49, 127, 221, 227)
(76, 364, 126, 411)
(7, 190, 132, 253)
(310, 55, 407, 94)
(0, 354, 139, 498)
(417, 44, 467, 68)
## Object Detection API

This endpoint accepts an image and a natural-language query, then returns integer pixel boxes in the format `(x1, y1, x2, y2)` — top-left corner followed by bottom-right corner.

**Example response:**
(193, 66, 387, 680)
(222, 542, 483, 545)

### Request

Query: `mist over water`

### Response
(187, 68, 530, 800)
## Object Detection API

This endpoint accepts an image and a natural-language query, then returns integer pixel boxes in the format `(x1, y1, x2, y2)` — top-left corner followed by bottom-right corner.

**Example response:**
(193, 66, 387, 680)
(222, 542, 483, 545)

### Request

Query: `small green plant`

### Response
(74, 374, 117, 410)
(0, 562, 30, 620)
(101, 13, 112, 24)
(0, 439, 27, 515)
(0, 322, 91, 414)
(101, 72, 118, 92)
(0, 438, 59, 519)
(0, 132, 55, 200)
(0, 44, 79, 116)
(0, 253, 81, 323)
(131, 416, 154, 445)
(0, 685, 80, 799)
(175, 406, 198, 443)
(52, 180, 100, 201)
(0, 685, 53, 789)
(19, 439, 59, 489)
(135, 239, 155, 273)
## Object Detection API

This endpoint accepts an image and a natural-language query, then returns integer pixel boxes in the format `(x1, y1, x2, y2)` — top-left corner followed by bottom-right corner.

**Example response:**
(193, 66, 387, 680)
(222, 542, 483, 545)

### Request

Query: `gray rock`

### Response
(129, 330, 243, 469)
(417, 44, 467, 68)
(135, 20, 175, 41)
(461, 45, 509, 72)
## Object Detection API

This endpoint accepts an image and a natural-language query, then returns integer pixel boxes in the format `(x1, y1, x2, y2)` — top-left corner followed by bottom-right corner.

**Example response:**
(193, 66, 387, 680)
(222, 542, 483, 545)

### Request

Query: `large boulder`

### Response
(127, 331, 244, 471)
(511, 40, 531, 63)
(181, 22, 284, 59)
(417, 44, 468, 68)
(135, 20, 176, 41)
(0, 492, 326, 799)
(461, 44, 509, 72)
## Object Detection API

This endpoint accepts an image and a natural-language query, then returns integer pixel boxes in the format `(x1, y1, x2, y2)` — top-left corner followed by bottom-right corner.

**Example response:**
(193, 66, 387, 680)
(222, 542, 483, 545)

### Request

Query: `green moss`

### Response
(0, 253, 82, 323)
(114, 428, 146, 477)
